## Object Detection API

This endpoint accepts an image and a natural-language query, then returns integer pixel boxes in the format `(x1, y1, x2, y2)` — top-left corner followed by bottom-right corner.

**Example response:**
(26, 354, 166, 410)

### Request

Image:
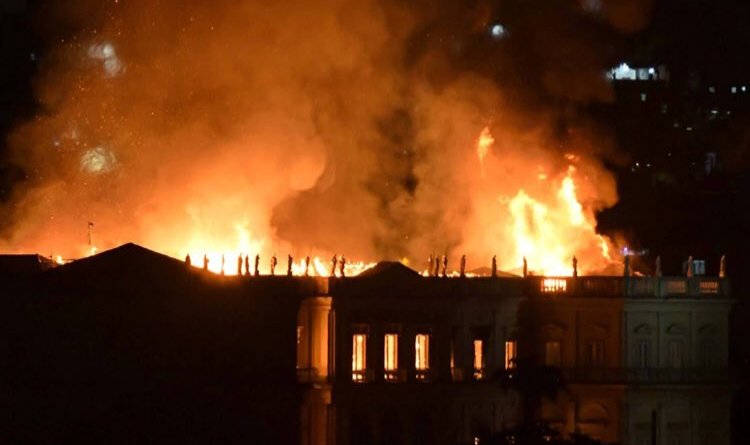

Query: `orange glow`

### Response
(384, 333, 398, 379)
(473, 339, 484, 379)
(507, 166, 613, 276)
(415, 334, 430, 371)
(1, 0, 626, 282)
(352, 334, 367, 381)
(504, 340, 517, 369)
(542, 278, 568, 293)
(476, 126, 494, 178)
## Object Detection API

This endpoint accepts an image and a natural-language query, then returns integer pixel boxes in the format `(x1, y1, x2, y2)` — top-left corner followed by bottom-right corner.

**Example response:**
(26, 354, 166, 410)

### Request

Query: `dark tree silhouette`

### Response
(484, 358, 612, 445)
(494, 357, 566, 428)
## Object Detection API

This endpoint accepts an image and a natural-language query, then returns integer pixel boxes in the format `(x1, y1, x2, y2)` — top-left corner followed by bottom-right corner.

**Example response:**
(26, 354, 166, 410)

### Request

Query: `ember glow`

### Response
(508, 166, 612, 276)
(476, 126, 494, 178)
(1, 0, 628, 277)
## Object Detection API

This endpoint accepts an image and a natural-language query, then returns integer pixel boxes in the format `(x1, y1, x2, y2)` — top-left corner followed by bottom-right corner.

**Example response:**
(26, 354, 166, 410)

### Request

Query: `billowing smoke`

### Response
(1, 0, 652, 274)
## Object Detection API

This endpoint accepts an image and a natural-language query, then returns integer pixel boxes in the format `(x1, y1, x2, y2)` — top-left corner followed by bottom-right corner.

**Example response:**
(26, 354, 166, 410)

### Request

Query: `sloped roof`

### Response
(0, 254, 58, 275)
(356, 261, 422, 280)
(45, 243, 189, 290)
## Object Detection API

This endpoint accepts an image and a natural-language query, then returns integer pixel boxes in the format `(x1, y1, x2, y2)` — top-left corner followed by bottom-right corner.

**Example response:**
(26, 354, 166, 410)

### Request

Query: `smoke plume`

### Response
(1, 0, 653, 274)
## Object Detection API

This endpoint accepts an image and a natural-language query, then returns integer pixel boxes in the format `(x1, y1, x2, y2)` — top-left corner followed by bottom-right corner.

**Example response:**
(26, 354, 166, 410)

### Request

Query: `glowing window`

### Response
(352, 334, 367, 381)
(415, 334, 430, 379)
(544, 341, 561, 367)
(542, 278, 567, 293)
(473, 339, 485, 379)
(296, 326, 304, 370)
(504, 340, 517, 369)
(450, 340, 455, 369)
(700, 280, 719, 294)
(384, 333, 398, 380)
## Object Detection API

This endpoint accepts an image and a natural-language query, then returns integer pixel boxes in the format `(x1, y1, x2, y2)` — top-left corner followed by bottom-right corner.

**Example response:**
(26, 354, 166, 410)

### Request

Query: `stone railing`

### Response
(526, 276, 730, 298)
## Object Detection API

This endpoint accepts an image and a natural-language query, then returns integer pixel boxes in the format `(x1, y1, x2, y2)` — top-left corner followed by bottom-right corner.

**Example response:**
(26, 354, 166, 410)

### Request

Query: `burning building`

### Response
(2, 243, 733, 445)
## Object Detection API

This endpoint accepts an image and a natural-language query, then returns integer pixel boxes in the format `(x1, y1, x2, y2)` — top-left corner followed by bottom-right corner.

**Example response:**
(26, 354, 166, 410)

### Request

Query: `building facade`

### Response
(1, 245, 733, 445)
(297, 265, 733, 445)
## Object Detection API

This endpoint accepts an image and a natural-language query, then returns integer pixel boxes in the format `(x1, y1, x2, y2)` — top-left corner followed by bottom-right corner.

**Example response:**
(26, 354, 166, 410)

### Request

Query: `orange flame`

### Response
(462, 126, 617, 277)
(507, 166, 613, 276)
(476, 126, 494, 178)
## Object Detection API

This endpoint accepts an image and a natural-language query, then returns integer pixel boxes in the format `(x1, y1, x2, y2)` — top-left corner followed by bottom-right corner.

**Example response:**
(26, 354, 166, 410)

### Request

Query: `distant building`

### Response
(2, 244, 733, 445)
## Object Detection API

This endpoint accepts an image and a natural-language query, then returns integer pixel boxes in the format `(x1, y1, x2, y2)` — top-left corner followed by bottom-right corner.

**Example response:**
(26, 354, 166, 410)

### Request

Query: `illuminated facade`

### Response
(1, 244, 733, 445)
(297, 264, 733, 445)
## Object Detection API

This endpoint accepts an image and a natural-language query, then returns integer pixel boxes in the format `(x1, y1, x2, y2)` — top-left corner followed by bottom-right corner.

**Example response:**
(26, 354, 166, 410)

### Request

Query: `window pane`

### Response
(415, 334, 430, 371)
(384, 333, 398, 371)
(352, 334, 367, 381)
(504, 340, 517, 369)
(473, 339, 484, 379)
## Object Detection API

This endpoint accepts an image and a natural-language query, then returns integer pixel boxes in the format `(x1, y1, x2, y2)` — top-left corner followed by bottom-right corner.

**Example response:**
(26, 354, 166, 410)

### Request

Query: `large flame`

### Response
(464, 126, 617, 276)
(1, 2, 624, 277)
(507, 166, 612, 275)
(476, 126, 494, 178)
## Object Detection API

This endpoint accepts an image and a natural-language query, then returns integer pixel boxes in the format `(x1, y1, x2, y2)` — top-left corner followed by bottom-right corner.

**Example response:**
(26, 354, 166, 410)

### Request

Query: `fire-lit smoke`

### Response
(0, 0, 653, 275)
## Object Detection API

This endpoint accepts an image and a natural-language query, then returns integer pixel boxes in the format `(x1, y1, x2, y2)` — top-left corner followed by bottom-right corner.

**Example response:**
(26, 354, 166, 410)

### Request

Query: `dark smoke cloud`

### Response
(1, 0, 653, 271)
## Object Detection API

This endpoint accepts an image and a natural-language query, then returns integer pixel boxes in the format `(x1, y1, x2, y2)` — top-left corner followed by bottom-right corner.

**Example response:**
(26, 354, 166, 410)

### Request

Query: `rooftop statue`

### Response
(331, 255, 338, 277)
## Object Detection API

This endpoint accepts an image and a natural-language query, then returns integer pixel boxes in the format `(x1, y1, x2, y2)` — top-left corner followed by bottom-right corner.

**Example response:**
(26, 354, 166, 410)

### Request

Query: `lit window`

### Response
(640, 92, 647, 102)
(296, 326, 304, 370)
(505, 340, 517, 369)
(352, 333, 367, 381)
(384, 333, 398, 380)
(473, 339, 485, 379)
(450, 340, 455, 369)
(415, 334, 431, 380)
(542, 278, 567, 293)
(544, 341, 561, 367)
